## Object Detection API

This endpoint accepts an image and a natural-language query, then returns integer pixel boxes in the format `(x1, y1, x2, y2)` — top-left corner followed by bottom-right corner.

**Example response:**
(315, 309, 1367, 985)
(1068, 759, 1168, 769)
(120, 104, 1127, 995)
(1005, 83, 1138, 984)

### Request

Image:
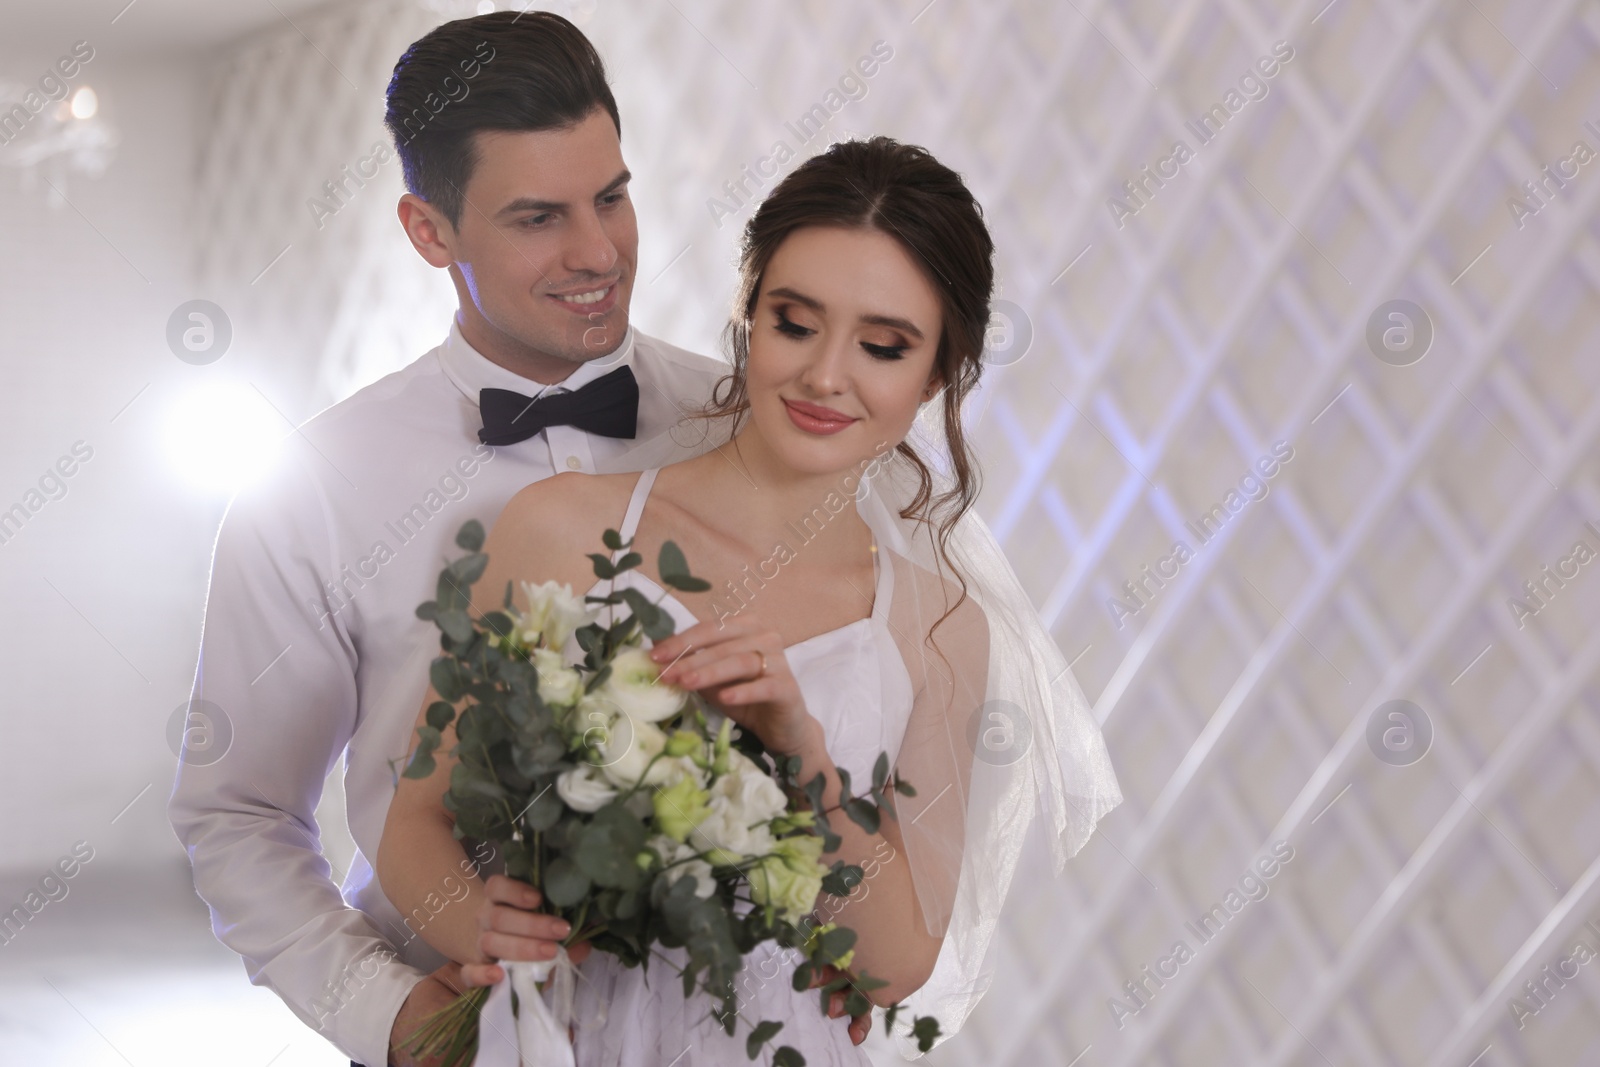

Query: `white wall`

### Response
(0, 42, 217, 872)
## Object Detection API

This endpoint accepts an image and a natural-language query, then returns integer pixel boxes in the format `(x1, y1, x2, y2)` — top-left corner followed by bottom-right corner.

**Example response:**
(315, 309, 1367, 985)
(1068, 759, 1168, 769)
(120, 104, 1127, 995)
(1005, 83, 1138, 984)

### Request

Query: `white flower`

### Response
(648, 834, 716, 899)
(594, 713, 671, 789)
(517, 579, 595, 650)
(691, 790, 777, 868)
(597, 647, 687, 724)
(677, 757, 790, 867)
(555, 763, 618, 813)
(664, 856, 717, 899)
(533, 647, 584, 708)
(713, 755, 790, 825)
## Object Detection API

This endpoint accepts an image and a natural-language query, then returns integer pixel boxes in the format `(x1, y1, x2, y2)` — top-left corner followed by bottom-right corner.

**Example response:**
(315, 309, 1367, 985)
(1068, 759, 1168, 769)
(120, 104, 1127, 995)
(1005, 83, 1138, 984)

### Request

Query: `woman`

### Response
(378, 136, 1121, 1065)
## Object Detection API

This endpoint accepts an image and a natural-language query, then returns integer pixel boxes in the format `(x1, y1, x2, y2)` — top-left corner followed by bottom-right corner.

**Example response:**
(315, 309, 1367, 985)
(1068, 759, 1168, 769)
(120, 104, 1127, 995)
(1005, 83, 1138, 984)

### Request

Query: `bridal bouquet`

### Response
(396, 520, 943, 1067)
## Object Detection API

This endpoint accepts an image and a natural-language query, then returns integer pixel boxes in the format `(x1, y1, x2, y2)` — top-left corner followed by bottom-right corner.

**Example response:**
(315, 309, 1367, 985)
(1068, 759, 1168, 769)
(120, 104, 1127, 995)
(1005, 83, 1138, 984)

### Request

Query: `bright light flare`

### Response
(162, 382, 288, 494)
(69, 86, 98, 119)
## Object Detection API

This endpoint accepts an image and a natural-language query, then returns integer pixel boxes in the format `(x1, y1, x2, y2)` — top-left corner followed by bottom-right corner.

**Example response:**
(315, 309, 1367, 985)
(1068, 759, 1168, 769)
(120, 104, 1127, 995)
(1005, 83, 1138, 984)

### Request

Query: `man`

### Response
(168, 13, 877, 1067)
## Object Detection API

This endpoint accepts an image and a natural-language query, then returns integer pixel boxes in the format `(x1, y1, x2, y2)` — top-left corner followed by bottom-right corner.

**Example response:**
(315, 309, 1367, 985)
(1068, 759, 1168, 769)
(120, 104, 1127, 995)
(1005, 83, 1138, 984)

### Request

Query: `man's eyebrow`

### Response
(495, 169, 632, 217)
(765, 285, 926, 340)
(596, 169, 631, 197)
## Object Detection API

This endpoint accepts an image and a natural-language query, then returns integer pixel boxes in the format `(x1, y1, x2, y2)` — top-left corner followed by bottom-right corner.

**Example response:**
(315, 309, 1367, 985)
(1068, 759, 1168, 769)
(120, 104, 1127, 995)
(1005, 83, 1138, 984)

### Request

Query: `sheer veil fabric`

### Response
(594, 407, 1124, 1056)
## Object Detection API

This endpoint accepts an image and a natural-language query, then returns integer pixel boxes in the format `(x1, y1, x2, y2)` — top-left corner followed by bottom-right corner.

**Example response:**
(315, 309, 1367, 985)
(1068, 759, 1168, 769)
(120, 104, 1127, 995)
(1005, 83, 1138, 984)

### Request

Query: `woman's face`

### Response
(745, 225, 945, 475)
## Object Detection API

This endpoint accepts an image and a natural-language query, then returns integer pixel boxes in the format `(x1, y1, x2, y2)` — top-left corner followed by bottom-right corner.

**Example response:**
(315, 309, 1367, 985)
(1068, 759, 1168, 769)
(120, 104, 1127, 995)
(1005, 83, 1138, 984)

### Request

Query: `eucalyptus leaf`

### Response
(436, 570, 469, 612)
(842, 797, 880, 835)
(658, 540, 689, 579)
(641, 606, 677, 642)
(403, 726, 440, 779)
(575, 804, 648, 889)
(617, 587, 660, 630)
(602, 527, 624, 551)
(480, 610, 514, 642)
(589, 553, 617, 580)
(745, 1020, 782, 1058)
(455, 519, 485, 552)
(849, 970, 889, 992)
(430, 657, 467, 702)
(657, 540, 712, 592)
(820, 861, 863, 897)
(817, 925, 855, 963)
(449, 551, 488, 586)
(459, 778, 507, 801)
(437, 608, 474, 645)
(802, 771, 827, 813)
(424, 701, 455, 731)
(543, 856, 591, 908)
(772, 1047, 806, 1067)
(521, 782, 565, 832)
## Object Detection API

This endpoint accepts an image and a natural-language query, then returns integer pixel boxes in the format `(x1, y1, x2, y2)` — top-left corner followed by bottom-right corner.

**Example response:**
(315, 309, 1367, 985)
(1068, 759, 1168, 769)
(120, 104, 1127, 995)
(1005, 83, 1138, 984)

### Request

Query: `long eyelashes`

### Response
(772, 309, 907, 361)
(774, 311, 811, 338)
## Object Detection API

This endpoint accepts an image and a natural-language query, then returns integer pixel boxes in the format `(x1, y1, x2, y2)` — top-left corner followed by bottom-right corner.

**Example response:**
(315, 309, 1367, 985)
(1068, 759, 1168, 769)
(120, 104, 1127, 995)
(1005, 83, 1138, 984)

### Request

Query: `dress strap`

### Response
(613, 467, 661, 558)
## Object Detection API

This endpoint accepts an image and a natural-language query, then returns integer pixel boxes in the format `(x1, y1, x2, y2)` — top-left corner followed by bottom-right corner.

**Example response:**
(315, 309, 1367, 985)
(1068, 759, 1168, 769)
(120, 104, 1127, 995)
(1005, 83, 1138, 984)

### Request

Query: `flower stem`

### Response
(394, 985, 488, 1067)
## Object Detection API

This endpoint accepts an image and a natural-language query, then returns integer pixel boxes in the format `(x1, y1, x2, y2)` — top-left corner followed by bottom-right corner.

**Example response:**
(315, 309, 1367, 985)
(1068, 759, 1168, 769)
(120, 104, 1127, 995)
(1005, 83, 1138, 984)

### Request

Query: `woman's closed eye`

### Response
(774, 309, 813, 339)
(773, 310, 908, 361)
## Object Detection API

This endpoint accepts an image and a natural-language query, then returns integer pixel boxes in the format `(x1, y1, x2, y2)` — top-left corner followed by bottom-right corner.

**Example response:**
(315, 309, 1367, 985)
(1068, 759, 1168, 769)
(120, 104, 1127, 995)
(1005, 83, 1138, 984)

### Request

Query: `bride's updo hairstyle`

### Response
(699, 135, 996, 599)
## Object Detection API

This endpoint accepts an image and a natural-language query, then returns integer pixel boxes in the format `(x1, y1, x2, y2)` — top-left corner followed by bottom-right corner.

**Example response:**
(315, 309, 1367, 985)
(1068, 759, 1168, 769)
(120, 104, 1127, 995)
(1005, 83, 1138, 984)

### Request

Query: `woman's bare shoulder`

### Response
(478, 472, 642, 603)
(492, 471, 640, 555)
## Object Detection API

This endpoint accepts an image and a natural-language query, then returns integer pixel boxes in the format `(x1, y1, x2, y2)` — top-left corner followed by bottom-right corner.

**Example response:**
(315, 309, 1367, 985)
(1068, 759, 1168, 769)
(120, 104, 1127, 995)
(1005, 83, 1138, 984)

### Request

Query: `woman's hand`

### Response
(647, 614, 821, 757)
(459, 875, 593, 988)
(810, 962, 874, 1045)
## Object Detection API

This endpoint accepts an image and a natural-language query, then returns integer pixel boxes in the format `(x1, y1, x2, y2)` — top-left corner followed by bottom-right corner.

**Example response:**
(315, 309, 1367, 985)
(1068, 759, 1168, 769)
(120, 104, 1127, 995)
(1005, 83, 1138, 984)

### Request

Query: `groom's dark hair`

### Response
(384, 11, 621, 228)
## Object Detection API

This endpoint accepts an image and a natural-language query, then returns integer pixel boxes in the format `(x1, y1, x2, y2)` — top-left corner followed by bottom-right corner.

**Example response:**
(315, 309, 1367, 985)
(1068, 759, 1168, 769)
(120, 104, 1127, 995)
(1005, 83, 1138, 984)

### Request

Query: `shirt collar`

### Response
(437, 317, 639, 403)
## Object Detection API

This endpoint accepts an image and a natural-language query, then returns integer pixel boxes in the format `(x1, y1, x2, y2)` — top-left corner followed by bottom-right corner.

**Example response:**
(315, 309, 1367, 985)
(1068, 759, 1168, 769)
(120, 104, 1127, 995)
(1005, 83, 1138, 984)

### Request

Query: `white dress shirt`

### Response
(167, 320, 732, 1067)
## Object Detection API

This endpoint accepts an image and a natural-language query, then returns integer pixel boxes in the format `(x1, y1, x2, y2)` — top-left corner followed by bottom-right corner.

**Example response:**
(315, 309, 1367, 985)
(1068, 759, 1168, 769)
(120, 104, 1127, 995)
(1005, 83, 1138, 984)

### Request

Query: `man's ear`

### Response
(398, 193, 457, 269)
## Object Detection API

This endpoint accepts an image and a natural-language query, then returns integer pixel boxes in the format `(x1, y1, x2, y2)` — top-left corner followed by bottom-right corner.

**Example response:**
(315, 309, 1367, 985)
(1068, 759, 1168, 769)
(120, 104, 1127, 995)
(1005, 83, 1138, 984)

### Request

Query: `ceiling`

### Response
(0, 0, 428, 60)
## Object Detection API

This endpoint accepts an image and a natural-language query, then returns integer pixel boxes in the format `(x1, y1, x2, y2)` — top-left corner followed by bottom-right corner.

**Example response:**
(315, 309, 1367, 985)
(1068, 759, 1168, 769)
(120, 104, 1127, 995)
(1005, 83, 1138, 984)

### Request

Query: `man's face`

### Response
(447, 106, 637, 367)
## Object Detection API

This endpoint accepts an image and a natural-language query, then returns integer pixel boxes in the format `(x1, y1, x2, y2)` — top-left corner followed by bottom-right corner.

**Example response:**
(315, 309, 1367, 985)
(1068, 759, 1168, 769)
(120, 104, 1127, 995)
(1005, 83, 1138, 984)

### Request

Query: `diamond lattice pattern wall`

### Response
(194, 1, 1600, 1064)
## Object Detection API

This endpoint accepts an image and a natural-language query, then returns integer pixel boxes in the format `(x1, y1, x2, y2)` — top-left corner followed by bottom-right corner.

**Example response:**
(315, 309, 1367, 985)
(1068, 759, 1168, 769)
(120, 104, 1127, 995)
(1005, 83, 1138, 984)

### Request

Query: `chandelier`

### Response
(0, 80, 117, 205)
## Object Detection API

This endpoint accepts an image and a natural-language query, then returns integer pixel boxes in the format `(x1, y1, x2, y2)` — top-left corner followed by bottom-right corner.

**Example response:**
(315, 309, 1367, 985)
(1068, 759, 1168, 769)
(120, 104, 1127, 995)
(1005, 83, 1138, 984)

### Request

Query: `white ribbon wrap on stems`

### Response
(470, 947, 584, 1067)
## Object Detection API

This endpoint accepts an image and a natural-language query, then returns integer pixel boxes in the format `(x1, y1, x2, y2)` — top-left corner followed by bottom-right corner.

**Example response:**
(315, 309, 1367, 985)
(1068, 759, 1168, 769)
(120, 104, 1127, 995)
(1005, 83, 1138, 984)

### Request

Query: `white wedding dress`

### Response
(565, 466, 915, 1067)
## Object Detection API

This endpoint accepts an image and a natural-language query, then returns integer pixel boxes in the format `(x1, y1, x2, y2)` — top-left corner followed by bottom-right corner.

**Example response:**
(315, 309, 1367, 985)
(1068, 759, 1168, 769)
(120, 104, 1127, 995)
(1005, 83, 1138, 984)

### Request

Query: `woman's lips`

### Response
(783, 398, 857, 435)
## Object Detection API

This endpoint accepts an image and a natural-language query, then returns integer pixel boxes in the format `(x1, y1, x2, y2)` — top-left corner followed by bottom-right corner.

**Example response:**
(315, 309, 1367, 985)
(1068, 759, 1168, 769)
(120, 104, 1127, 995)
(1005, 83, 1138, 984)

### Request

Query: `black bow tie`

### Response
(477, 364, 640, 446)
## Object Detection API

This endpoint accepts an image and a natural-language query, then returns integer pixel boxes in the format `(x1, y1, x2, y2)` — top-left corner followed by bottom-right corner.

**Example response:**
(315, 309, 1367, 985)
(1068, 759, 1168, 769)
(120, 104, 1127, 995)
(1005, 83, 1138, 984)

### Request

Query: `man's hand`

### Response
(459, 874, 593, 988)
(388, 961, 468, 1067)
(810, 963, 874, 1046)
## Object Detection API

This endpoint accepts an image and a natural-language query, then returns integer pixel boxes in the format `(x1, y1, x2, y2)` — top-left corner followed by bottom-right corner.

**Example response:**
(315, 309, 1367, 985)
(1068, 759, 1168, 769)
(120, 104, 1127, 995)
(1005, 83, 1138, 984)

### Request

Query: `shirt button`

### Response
(566, 456, 582, 470)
